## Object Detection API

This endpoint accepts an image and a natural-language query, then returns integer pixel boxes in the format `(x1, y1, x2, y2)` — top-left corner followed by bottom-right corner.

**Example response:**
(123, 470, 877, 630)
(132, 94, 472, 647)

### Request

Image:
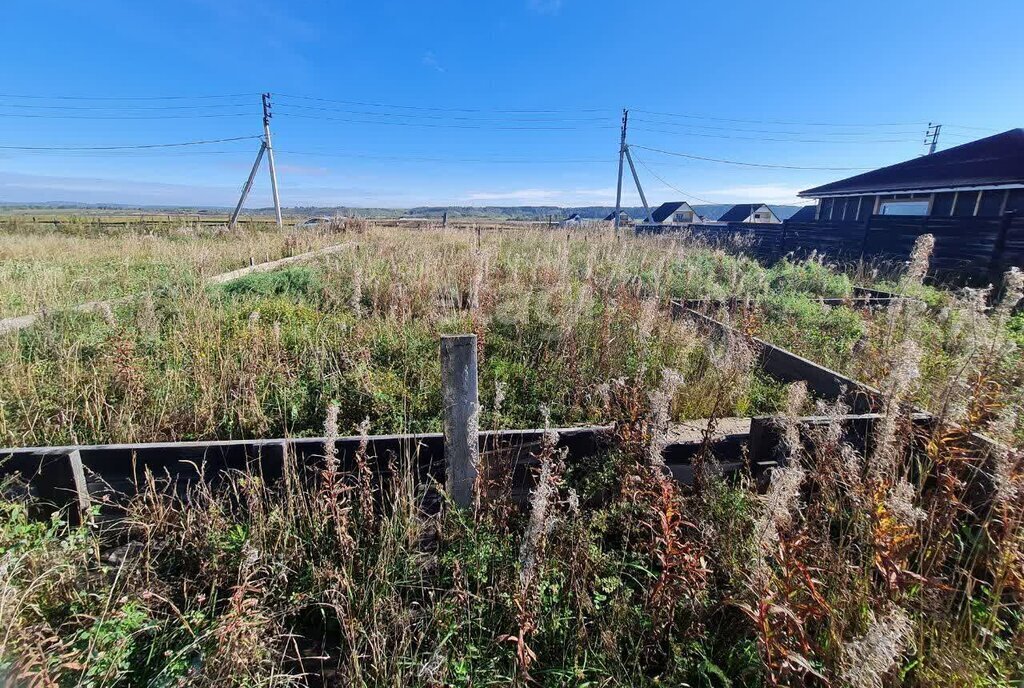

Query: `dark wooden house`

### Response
(800, 129, 1024, 220)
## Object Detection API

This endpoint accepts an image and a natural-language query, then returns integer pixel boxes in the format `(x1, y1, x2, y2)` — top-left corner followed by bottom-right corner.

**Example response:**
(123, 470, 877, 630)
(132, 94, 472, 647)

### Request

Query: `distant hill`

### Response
(288, 205, 806, 221)
(0, 202, 806, 221)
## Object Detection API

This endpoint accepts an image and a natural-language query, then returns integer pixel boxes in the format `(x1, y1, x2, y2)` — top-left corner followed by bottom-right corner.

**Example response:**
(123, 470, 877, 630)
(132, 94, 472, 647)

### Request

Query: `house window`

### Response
(879, 199, 929, 215)
(673, 211, 693, 223)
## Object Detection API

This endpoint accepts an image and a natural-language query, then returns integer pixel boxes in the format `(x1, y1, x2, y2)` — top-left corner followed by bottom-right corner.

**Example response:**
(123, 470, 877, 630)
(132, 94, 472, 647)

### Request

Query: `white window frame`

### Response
(878, 198, 931, 216)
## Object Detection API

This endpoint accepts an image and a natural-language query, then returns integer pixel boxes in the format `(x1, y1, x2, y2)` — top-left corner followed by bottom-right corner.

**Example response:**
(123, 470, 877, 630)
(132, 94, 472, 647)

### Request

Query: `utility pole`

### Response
(263, 93, 283, 227)
(229, 93, 284, 230)
(624, 146, 652, 223)
(613, 108, 627, 230)
(924, 122, 942, 155)
(228, 141, 267, 229)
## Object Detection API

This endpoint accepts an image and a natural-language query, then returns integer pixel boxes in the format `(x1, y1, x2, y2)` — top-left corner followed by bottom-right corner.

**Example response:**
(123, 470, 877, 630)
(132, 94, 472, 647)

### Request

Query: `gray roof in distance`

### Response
(788, 205, 818, 221)
(718, 203, 768, 222)
(651, 201, 694, 223)
(800, 129, 1024, 197)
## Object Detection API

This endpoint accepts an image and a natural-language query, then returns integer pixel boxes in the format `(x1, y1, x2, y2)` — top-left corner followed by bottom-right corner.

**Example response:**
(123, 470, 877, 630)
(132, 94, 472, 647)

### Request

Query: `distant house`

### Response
(799, 129, 1024, 220)
(718, 203, 781, 224)
(560, 213, 582, 227)
(650, 201, 699, 224)
(603, 210, 632, 223)
(788, 205, 818, 222)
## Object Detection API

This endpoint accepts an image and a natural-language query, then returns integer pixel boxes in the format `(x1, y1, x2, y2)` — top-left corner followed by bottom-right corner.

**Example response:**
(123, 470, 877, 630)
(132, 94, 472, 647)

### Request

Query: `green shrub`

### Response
(768, 258, 852, 298)
(218, 266, 322, 301)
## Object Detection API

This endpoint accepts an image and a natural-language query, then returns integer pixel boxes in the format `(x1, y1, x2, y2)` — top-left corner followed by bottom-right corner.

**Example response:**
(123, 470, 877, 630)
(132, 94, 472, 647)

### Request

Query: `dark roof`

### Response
(718, 203, 770, 222)
(562, 213, 581, 222)
(800, 129, 1024, 197)
(603, 210, 630, 221)
(651, 201, 694, 223)
(788, 205, 817, 221)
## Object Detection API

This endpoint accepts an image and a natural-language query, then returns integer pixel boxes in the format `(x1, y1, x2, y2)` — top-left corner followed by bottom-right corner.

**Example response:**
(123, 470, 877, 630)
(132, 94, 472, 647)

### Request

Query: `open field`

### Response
(0, 221, 354, 319)
(2, 221, 1024, 686)
(1, 223, 844, 447)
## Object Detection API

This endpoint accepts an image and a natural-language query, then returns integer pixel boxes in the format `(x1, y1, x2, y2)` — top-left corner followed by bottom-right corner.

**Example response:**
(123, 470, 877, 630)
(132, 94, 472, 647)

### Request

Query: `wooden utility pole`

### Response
(441, 335, 480, 508)
(228, 93, 283, 230)
(613, 108, 628, 230)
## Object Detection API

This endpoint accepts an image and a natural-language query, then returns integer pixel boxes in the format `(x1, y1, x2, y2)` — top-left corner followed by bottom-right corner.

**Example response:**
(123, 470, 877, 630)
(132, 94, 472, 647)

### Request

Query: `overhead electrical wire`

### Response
(628, 117, 923, 137)
(272, 94, 610, 115)
(276, 148, 611, 164)
(943, 123, 1000, 133)
(275, 102, 610, 123)
(631, 109, 925, 128)
(629, 144, 872, 171)
(0, 92, 257, 101)
(0, 111, 252, 120)
(628, 148, 715, 204)
(0, 102, 255, 111)
(0, 135, 262, 151)
(275, 112, 615, 131)
(2, 149, 258, 158)
(630, 126, 919, 144)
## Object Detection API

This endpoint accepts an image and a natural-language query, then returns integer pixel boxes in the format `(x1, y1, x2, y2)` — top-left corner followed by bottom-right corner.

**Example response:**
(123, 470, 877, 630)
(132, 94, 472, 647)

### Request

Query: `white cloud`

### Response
(463, 186, 620, 205)
(276, 163, 330, 177)
(695, 185, 808, 206)
(421, 51, 445, 73)
(527, 0, 563, 14)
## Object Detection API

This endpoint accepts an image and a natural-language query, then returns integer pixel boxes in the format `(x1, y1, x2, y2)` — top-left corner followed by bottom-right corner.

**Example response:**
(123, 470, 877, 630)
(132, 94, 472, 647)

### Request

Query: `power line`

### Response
(0, 111, 252, 120)
(276, 148, 611, 164)
(276, 111, 615, 131)
(629, 149, 716, 204)
(630, 117, 922, 137)
(630, 125, 919, 144)
(275, 93, 610, 114)
(0, 92, 257, 101)
(275, 102, 610, 123)
(630, 144, 871, 171)
(632, 108, 925, 128)
(0, 149, 257, 158)
(0, 135, 262, 151)
(943, 123, 1001, 133)
(0, 102, 254, 111)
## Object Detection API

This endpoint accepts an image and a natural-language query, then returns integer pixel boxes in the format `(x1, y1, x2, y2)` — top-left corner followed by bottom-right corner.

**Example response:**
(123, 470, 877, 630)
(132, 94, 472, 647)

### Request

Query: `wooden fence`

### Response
(639, 211, 1024, 285)
(2, 294, 1003, 523)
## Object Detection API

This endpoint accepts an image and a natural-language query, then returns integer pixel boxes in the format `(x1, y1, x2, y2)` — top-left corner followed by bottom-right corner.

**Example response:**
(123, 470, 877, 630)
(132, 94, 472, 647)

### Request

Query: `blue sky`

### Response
(2, 0, 1023, 209)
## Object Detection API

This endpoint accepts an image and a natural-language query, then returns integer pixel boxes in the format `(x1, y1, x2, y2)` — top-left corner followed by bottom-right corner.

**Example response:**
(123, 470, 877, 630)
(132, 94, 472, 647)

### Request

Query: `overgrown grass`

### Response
(2, 351, 1022, 685)
(1, 227, 797, 446)
(2, 227, 1024, 685)
(0, 223, 345, 318)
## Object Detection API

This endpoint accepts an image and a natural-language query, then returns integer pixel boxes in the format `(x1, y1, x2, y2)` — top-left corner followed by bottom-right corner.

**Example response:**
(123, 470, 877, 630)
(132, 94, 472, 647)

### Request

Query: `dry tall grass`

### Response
(2, 225, 1023, 685)
(1, 226, 812, 447)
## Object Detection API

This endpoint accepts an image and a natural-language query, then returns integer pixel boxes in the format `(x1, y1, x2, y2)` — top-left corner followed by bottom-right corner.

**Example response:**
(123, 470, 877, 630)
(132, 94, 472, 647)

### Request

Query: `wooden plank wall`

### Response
(687, 222, 786, 263)
(994, 215, 1024, 275)
(782, 220, 866, 261)
(642, 212, 1023, 285)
